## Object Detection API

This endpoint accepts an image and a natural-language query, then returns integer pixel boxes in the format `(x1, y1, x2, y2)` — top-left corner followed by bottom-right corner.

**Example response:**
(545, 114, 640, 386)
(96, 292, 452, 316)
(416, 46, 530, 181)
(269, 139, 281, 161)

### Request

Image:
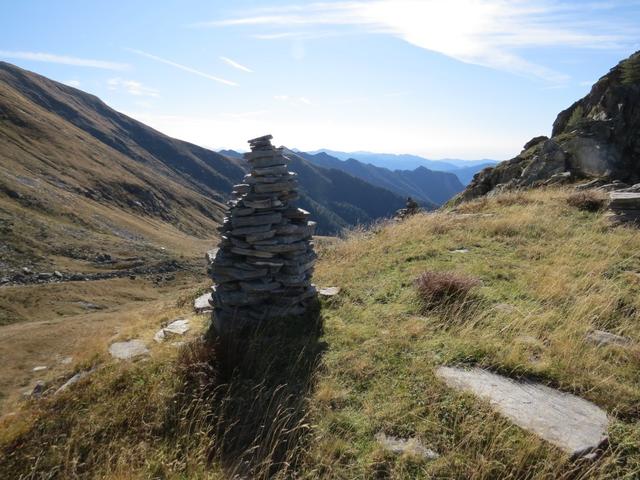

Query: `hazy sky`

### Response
(2, 1, 640, 160)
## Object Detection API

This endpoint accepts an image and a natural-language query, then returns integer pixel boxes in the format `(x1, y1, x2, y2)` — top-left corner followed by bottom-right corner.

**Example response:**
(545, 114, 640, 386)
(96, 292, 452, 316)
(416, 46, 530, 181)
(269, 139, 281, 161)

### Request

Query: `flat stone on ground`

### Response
(586, 330, 633, 348)
(154, 318, 191, 343)
(194, 292, 213, 313)
(109, 339, 149, 360)
(375, 432, 439, 460)
(319, 286, 340, 296)
(436, 366, 609, 458)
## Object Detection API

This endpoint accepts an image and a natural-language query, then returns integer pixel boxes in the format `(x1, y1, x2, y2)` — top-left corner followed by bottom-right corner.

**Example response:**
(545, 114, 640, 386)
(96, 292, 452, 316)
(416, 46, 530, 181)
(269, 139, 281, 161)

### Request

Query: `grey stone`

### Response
(32, 366, 47, 372)
(109, 340, 149, 360)
(586, 330, 633, 348)
(609, 192, 640, 208)
(319, 286, 341, 296)
(28, 380, 47, 398)
(154, 318, 191, 343)
(194, 292, 213, 313)
(254, 181, 295, 193)
(231, 224, 274, 235)
(437, 366, 609, 458)
(205, 248, 219, 264)
(252, 165, 289, 176)
(76, 301, 103, 310)
(53, 270, 63, 279)
(55, 370, 91, 394)
(375, 432, 439, 460)
(231, 213, 282, 228)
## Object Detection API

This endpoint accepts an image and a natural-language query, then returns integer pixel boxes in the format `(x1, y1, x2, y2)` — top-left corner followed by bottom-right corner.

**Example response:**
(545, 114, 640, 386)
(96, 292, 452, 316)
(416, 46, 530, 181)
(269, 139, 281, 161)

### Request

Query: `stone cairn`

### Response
(209, 135, 317, 333)
(394, 196, 421, 220)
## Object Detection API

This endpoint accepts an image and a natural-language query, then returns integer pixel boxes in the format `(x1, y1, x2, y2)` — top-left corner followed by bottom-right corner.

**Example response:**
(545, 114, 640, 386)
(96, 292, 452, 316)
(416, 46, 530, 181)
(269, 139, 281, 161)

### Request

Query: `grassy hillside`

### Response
(2, 187, 640, 479)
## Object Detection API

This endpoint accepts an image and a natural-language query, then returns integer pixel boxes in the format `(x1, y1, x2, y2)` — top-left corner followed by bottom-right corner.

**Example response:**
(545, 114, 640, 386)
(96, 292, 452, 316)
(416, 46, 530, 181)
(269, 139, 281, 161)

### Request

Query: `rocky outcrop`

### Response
(455, 50, 640, 203)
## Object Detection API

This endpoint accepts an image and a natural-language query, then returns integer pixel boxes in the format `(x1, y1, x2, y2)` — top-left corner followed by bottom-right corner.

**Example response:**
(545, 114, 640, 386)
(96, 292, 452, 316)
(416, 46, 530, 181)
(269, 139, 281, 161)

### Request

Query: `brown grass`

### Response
(415, 270, 481, 305)
(567, 190, 608, 212)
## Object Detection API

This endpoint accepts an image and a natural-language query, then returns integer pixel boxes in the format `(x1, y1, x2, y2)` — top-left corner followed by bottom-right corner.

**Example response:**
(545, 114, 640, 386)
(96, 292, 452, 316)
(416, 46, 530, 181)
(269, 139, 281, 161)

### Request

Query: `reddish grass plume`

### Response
(415, 270, 481, 305)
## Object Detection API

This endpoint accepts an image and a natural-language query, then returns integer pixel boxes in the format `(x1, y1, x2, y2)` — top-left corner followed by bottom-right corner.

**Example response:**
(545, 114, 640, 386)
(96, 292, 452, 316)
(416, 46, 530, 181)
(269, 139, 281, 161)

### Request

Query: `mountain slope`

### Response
(457, 50, 640, 202)
(298, 151, 463, 206)
(285, 150, 407, 231)
(0, 62, 249, 275)
(0, 60, 409, 276)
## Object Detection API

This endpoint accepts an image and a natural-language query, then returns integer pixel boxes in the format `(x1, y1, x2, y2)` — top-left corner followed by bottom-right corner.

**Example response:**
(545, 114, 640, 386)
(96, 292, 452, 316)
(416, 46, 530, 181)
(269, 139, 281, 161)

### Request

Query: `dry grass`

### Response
(415, 270, 480, 306)
(2, 186, 640, 479)
(567, 190, 609, 212)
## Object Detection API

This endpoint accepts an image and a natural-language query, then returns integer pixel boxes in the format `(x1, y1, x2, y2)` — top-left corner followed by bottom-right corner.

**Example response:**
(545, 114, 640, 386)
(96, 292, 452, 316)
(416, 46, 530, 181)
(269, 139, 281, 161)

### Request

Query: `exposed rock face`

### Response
(209, 135, 317, 334)
(456, 50, 640, 202)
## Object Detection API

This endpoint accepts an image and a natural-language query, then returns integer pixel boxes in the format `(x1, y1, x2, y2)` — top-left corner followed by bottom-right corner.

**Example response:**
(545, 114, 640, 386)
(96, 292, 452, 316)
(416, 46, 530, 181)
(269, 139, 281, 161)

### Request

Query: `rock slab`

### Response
(194, 292, 213, 313)
(436, 366, 609, 458)
(109, 340, 149, 360)
(586, 330, 633, 348)
(154, 318, 191, 343)
(318, 286, 341, 297)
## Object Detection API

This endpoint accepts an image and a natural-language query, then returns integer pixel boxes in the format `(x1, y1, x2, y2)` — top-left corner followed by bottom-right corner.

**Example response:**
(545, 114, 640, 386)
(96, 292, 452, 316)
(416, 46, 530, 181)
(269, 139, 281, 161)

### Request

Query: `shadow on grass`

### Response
(171, 305, 326, 479)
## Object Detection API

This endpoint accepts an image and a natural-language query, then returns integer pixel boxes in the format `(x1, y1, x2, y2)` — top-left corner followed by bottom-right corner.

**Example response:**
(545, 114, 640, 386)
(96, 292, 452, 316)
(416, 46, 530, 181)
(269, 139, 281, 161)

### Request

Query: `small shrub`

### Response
(415, 271, 480, 306)
(567, 190, 607, 212)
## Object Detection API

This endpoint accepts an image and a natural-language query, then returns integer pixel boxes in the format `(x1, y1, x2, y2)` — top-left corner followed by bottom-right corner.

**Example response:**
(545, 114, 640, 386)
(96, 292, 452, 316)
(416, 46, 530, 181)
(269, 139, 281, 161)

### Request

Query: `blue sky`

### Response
(2, 1, 639, 160)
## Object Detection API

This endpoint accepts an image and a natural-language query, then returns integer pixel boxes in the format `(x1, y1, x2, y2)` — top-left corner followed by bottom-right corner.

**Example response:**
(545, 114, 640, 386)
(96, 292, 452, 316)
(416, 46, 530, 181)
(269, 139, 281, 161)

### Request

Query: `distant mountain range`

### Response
(218, 148, 407, 234)
(305, 149, 498, 184)
(296, 151, 461, 207)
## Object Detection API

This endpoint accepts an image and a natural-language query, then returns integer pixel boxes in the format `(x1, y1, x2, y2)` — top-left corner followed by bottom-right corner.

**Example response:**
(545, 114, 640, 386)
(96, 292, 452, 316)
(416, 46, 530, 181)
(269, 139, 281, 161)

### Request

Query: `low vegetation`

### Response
(567, 190, 608, 212)
(415, 270, 480, 306)
(2, 187, 640, 479)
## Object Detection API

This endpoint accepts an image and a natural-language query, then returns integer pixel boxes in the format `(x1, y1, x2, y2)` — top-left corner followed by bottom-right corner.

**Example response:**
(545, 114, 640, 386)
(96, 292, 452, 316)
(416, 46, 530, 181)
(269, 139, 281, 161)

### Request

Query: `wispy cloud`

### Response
(127, 48, 238, 86)
(0, 50, 129, 70)
(207, 1, 638, 83)
(107, 77, 160, 97)
(274, 94, 312, 105)
(220, 56, 253, 72)
(63, 79, 81, 87)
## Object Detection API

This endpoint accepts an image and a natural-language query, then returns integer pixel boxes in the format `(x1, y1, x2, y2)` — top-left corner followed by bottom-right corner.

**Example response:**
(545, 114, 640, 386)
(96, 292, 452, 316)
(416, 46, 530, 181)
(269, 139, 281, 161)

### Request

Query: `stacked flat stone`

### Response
(608, 192, 640, 224)
(209, 135, 317, 332)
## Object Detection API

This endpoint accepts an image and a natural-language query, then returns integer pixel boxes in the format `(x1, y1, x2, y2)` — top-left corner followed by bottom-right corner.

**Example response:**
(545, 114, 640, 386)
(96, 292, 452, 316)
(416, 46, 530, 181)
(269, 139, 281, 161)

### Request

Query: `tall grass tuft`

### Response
(415, 270, 481, 307)
(567, 190, 608, 212)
